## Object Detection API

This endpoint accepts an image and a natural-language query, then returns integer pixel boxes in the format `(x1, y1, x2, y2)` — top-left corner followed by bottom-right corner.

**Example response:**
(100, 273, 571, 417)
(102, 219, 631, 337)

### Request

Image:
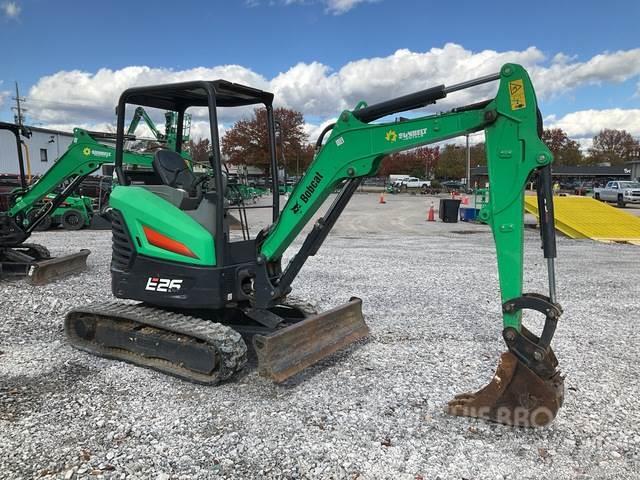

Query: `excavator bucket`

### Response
(447, 351, 564, 427)
(28, 249, 91, 285)
(253, 297, 369, 382)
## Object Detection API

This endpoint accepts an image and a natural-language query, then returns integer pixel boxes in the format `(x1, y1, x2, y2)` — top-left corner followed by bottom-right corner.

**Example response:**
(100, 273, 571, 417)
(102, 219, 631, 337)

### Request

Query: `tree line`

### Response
(186, 107, 640, 181)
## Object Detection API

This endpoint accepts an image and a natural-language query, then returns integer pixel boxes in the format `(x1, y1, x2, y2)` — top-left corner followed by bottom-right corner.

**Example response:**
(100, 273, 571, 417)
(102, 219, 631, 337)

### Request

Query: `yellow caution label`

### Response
(508, 79, 526, 110)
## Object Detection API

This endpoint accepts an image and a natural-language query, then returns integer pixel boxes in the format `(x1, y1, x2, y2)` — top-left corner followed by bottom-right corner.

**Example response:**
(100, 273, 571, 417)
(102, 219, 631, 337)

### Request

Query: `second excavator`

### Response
(62, 63, 563, 427)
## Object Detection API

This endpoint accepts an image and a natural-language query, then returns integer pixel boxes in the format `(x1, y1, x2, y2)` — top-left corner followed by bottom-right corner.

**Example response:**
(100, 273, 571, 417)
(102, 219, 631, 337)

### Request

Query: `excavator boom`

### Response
(255, 63, 563, 425)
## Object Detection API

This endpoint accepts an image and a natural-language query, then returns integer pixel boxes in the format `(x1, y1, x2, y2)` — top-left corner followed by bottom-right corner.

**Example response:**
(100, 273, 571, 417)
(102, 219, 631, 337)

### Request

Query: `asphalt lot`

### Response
(1, 192, 639, 479)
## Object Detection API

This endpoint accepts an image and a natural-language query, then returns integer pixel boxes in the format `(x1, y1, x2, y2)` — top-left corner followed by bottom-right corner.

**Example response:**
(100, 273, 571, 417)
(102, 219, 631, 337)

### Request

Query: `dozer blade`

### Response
(253, 297, 369, 383)
(447, 351, 564, 427)
(28, 249, 90, 285)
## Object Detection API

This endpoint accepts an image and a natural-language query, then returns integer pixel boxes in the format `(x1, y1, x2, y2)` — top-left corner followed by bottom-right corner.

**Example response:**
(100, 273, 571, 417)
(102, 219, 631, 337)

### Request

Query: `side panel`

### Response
(109, 186, 216, 266)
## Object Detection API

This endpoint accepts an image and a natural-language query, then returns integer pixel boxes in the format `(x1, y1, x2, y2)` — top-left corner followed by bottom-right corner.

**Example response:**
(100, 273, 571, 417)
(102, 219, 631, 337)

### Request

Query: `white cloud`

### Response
(0, 85, 9, 109)
(1, 1, 20, 19)
(261, 0, 378, 14)
(23, 44, 640, 144)
(303, 117, 338, 144)
(27, 65, 268, 125)
(324, 0, 379, 14)
(546, 108, 640, 148)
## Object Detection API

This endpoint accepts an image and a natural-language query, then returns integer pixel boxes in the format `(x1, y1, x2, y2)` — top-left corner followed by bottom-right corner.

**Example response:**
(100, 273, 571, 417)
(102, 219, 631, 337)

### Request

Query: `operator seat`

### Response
(153, 150, 196, 193)
(147, 150, 227, 238)
(147, 150, 201, 211)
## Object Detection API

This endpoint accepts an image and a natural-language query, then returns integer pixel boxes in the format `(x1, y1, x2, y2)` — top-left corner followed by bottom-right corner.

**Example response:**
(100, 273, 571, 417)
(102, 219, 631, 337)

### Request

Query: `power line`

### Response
(11, 81, 27, 126)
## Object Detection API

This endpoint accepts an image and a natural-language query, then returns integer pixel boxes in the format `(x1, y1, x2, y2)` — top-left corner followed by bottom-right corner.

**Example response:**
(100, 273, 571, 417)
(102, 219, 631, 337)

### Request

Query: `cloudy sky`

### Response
(1, 0, 639, 147)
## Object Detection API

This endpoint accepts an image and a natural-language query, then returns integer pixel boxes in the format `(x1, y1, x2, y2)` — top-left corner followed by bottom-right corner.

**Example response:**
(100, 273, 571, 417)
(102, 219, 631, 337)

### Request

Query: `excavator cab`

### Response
(66, 80, 370, 385)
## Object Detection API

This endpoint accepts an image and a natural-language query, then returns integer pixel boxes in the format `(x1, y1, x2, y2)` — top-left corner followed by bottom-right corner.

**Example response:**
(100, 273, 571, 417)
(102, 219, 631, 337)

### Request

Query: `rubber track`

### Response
(65, 302, 248, 385)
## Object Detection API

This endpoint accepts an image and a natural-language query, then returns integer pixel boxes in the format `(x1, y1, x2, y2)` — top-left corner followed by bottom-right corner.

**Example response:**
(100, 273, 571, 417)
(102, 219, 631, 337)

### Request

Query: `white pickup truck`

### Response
(400, 177, 431, 190)
(593, 181, 640, 207)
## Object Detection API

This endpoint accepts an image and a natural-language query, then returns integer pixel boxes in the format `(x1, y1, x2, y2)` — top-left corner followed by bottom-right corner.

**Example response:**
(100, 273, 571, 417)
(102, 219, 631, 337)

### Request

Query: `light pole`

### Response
(275, 121, 287, 192)
(466, 134, 471, 192)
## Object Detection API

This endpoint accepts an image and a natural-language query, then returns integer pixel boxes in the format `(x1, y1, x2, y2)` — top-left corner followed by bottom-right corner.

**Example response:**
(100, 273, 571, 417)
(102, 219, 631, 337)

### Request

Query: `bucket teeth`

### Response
(447, 351, 564, 427)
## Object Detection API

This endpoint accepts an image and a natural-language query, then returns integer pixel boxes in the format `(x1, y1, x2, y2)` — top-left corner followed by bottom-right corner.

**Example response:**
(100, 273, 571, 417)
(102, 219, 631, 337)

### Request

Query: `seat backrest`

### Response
(152, 150, 196, 192)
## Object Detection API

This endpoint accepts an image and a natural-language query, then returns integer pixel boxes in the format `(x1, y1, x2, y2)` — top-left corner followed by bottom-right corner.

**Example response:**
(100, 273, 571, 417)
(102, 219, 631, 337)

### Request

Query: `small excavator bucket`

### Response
(28, 249, 91, 285)
(447, 351, 564, 427)
(253, 297, 369, 382)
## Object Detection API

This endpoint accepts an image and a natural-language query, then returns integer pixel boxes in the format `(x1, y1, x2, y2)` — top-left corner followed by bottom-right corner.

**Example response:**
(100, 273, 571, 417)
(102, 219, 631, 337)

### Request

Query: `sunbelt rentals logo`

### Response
(82, 147, 112, 158)
(385, 129, 397, 142)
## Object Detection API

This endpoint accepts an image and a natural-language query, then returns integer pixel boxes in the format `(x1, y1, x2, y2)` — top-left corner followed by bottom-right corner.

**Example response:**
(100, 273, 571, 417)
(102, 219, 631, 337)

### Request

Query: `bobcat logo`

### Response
(291, 202, 301, 214)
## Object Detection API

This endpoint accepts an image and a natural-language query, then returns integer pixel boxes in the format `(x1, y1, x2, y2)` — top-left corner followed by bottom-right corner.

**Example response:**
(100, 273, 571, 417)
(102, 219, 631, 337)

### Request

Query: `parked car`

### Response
(559, 180, 579, 191)
(440, 180, 466, 192)
(593, 181, 640, 207)
(574, 181, 594, 196)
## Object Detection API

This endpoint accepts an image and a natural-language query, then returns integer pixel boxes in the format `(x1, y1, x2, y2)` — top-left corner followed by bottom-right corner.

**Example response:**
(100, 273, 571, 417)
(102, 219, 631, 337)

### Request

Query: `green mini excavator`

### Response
(63, 63, 563, 427)
(0, 126, 154, 283)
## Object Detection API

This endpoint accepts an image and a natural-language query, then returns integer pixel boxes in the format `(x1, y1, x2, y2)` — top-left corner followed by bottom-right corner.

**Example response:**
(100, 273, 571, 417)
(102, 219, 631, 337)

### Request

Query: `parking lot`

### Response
(1, 192, 639, 479)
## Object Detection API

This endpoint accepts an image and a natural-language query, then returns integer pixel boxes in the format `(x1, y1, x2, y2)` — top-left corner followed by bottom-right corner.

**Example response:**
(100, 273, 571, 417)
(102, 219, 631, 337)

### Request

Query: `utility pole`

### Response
(11, 81, 27, 126)
(465, 134, 471, 192)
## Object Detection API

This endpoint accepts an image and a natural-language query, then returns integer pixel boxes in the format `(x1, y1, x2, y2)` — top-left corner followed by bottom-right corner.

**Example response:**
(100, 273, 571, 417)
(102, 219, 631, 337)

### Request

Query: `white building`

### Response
(0, 125, 74, 176)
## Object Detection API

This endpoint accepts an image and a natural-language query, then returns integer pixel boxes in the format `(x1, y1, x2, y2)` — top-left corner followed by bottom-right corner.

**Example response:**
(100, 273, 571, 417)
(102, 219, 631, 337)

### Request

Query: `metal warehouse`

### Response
(0, 125, 74, 176)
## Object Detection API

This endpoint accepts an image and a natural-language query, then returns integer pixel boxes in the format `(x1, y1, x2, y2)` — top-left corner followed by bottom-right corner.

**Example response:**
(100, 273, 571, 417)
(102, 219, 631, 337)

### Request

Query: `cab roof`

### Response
(119, 80, 274, 111)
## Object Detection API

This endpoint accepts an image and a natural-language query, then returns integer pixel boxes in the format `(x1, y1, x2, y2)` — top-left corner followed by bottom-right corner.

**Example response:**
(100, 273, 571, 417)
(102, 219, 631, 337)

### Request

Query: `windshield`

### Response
(619, 182, 640, 188)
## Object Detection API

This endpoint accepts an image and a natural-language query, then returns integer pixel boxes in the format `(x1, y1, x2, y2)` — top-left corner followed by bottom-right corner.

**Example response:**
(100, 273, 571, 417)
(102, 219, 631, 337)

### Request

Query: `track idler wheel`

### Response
(447, 351, 564, 427)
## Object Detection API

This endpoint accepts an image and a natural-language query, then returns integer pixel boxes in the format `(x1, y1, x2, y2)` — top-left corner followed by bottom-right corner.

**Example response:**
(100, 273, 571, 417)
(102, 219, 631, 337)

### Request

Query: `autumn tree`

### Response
(541, 128, 583, 166)
(434, 144, 466, 180)
(221, 108, 308, 175)
(378, 146, 440, 178)
(469, 142, 486, 167)
(186, 138, 211, 166)
(587, 129, 640, 165)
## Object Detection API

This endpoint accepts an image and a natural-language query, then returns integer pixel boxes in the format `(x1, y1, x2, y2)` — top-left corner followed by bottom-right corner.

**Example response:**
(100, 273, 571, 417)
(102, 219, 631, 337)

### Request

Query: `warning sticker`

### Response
(508, 79, 526, 110)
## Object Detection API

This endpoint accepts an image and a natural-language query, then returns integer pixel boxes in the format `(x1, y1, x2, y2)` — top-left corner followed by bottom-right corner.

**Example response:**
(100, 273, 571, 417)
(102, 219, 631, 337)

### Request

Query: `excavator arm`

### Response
(0, 128, 153, 282)
(127, 106, 165, 140)
(3, 128, 152, 244)
(258, 63, 563, 426)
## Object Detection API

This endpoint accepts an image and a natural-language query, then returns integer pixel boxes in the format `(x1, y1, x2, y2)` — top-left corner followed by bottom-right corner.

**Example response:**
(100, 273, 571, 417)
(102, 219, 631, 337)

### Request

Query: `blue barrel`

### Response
(459, 207, 479, 222)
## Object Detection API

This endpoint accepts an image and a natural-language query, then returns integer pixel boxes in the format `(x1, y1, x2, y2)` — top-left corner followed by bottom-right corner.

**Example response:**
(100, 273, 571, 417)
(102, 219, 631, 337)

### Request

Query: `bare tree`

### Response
(541, 128, 583, 166)
(588, 129, 639, 165)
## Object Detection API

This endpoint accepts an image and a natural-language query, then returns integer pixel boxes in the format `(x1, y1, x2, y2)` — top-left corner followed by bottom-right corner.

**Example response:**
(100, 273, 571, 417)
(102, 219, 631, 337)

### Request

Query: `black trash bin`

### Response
(439, 199, 461, 223)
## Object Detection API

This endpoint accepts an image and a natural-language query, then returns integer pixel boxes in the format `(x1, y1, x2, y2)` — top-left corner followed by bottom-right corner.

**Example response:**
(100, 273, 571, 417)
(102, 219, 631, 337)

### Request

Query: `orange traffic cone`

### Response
(379, 192, 386, 204)
(427, 203, 435, 222)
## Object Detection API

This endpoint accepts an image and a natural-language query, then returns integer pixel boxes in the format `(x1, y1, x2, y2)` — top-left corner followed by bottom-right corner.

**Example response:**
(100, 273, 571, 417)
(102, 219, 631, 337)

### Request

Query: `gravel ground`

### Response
(1, 193, 639, 479)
